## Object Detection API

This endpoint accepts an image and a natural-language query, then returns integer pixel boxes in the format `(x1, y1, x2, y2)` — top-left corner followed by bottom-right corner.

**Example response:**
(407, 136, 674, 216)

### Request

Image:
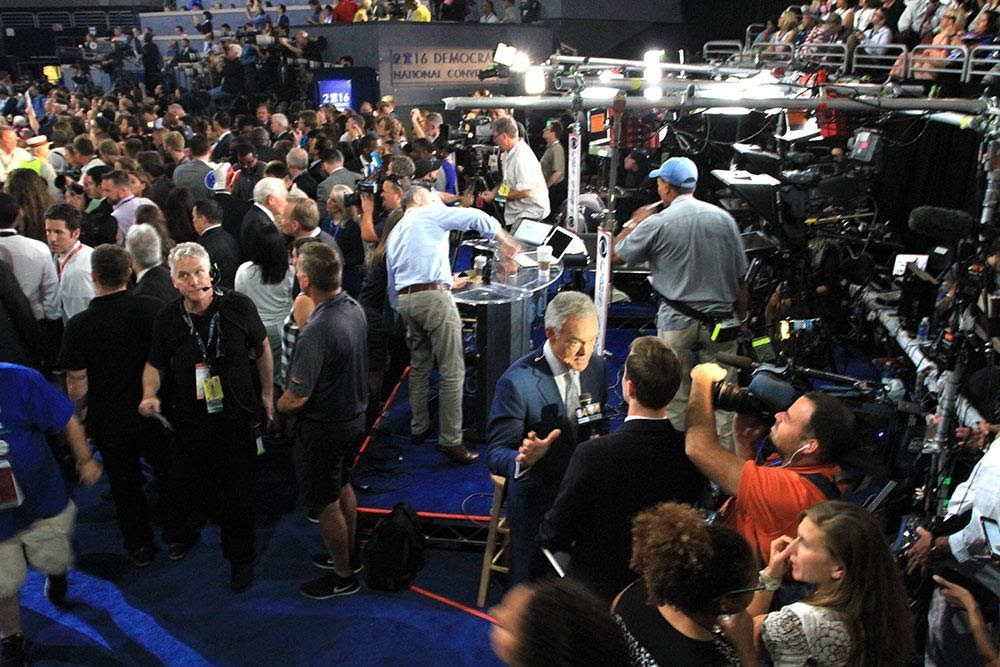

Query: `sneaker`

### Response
(1, 633, 27, 667)
(44, 573, 67, 606)
(311, 553, 363, 573)
(129, 545, 155, 568)
(299, 571, 360, 599)
(306, 509, 320, 524)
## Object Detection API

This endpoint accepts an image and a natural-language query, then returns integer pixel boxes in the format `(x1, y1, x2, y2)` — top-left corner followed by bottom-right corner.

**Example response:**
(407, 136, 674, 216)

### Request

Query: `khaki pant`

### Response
(659, 321, 737, 452)
(0, 501, 76, 598)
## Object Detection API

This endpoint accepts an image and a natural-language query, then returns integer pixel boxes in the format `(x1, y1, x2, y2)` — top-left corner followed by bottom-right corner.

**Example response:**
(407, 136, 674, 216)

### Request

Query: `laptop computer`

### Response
(511, 220, 576, 268)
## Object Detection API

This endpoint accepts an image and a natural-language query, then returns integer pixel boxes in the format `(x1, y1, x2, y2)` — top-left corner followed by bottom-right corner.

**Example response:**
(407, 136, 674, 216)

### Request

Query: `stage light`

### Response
(524, 67, 546, 94)
(580, 86, 618, 101)
(511, 51, 532, 72)
(643, 85, 662, 101)
(643, 49, 664, 65)
(598, 69, 619, 83)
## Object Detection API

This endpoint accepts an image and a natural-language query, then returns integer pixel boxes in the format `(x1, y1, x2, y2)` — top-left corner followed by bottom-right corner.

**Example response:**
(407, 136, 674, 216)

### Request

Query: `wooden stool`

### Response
(476, 473, 510, 608)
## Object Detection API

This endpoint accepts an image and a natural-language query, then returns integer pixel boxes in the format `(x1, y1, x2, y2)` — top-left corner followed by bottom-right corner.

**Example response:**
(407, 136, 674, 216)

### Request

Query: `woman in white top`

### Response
(234, 223, 295, 388)
(728, 501, 913, 666)
(833, 0, 857, 31)
(853, 0, 880, 32)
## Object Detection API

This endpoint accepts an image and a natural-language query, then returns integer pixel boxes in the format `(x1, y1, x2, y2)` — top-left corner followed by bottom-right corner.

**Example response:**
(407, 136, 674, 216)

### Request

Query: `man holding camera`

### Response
(684, 362, 855, 563)
(613, 157, 747, 438)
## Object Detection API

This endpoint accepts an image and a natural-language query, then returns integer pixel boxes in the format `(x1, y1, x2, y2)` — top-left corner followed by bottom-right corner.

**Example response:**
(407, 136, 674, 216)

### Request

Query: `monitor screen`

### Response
(316, 79, 353, 110)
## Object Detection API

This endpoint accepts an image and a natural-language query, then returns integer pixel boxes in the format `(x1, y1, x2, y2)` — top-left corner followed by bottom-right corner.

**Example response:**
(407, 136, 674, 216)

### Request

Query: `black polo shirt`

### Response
(148, 288, 267, 424)
(59, 290, 164, 438)
(286, 291, 368, 422)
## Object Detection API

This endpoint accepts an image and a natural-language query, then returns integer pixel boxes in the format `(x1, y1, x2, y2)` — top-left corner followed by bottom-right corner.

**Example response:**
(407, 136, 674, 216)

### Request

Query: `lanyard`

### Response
(58, 243, 84, 280)
(181, 307, 221, 362)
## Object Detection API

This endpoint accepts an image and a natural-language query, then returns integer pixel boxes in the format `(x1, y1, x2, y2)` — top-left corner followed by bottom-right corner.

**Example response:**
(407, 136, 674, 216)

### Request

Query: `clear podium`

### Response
(454, 261, 563, 441)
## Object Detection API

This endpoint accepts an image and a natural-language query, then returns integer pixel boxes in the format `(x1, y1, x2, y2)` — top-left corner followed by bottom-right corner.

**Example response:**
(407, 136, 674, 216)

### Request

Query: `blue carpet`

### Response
(23, 478, 504, 666)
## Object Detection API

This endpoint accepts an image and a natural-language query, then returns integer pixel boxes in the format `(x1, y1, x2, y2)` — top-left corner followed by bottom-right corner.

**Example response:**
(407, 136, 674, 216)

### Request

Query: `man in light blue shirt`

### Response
(386, 186, 517, 464)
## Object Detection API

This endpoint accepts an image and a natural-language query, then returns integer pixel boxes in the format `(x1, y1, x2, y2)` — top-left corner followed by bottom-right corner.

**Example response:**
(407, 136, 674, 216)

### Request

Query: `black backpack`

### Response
(365, 502, 426, 591)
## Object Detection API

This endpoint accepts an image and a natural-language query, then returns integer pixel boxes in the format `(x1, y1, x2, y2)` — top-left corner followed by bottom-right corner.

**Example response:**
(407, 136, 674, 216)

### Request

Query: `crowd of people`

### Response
(754, 0, 1000, 77)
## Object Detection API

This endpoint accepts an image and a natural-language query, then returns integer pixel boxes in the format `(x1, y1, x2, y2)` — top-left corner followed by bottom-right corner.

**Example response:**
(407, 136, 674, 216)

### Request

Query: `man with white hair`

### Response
(286, 147, 318, 200)
(139, 242, 272, 593)
(126, 223, 178, 304)
(240, 177, 287, 259)
(386, 186, 517, 465)
(270, 113, 293, 144)
(0, 127, 29, 186)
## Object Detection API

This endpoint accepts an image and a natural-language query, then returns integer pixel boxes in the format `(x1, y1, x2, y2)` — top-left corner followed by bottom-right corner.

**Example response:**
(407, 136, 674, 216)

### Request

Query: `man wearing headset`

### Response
(684, 362, 857, 564)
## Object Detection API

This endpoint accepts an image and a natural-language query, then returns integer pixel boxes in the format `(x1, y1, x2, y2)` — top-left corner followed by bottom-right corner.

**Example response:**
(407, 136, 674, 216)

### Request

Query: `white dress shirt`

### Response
(0, 229, 60, 320)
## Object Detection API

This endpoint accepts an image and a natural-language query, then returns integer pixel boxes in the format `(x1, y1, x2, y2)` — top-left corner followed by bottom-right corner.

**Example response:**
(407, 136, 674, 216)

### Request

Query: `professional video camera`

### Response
(711, 352, 899, 475)
(342, 153, 386, 208)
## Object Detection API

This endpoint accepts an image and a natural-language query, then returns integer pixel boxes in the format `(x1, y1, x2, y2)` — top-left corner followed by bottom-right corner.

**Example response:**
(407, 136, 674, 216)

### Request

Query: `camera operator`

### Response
(684, 362, 856, 565)
(480, 116, 549, 228)
(906, 422, 1000, 666)
(209, 44, 245, 112)
(359, 174, 408, 244)
(279, 30, 324, 64)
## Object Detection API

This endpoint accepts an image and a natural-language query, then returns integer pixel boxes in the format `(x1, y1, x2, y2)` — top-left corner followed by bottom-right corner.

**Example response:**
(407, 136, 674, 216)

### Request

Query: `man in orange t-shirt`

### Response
(684, 363, 856, 562)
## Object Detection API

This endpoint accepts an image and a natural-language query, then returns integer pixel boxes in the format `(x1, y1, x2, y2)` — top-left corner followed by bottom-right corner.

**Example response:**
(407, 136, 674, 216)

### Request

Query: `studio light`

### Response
(643, 85, 662, 101)
(524, 67, 546, 94)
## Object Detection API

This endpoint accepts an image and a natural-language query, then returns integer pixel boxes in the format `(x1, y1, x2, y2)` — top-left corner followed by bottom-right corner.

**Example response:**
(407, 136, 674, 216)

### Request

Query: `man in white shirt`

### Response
(44, 204, 94, 322)
(0, 193, 59, 322)
(101, 170, 157, 242)
(482, 115, 550, 227)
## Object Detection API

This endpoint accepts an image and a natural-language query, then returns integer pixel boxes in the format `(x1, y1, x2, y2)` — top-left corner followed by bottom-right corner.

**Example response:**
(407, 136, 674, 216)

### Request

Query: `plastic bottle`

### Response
(917, 316, 930, 343)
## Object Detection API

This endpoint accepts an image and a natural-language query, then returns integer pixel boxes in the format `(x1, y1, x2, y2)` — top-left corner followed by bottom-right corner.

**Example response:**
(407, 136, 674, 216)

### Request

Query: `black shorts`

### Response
(297, 415, 365, 509)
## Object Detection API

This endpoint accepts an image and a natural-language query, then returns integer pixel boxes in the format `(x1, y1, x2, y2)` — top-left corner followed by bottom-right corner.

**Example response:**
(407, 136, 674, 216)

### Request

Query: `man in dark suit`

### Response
(126, 224, 179, 304)
(286, 147, 318, 201)
(193, 199, 240, 289)
(486, 291, 607, 585)
(316, 149, 362, 221)
(210, 111, 233, 164)
(239, 177, 285, 261)
(172, 134, 214, 202)
(208, 162, 250, 242)
(538, 336, 707, 601)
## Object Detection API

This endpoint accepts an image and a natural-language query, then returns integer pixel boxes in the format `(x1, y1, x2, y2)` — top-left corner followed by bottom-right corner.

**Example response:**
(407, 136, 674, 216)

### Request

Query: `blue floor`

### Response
(19, 324, 648, 665)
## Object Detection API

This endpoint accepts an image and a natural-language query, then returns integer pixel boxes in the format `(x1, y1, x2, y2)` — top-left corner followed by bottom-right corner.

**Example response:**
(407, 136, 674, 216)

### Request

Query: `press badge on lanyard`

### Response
(0, 441, 24, 510)
(185, 308, 225, 414)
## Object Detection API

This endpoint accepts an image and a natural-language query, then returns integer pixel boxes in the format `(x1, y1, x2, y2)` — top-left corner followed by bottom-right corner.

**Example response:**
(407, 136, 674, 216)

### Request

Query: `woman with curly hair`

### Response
(4, 168, 53, 242)
(612, 502, 757, 666)
(740, 500, 914, 666)
(491, 578, 630, 667)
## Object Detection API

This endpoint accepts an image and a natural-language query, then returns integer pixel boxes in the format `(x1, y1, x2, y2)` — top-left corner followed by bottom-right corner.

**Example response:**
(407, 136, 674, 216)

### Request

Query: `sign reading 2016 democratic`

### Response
(389, 49, 494, 86)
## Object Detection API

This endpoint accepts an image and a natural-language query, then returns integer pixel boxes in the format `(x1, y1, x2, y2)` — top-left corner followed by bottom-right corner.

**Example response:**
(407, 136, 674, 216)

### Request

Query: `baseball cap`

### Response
(414, 158, 441, 179)
(648, 157, 698, 188)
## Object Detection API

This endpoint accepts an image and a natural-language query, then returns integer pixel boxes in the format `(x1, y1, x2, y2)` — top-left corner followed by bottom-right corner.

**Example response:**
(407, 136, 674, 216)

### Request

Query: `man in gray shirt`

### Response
(613, 157, 747, 440)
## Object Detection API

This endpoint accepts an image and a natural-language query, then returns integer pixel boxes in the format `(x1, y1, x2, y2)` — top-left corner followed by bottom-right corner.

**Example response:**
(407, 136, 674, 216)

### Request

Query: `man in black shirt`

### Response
(60, 244, 177, 567)
(139, 242, 273, 592)
(278, 242, 367, 599)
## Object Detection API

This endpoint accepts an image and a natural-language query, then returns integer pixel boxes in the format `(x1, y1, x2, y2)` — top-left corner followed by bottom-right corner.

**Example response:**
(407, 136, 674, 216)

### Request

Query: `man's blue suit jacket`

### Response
(485, 346, 607, 583)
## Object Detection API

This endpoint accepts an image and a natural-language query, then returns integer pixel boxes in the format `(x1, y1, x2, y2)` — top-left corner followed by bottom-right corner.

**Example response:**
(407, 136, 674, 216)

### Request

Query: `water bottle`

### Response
(917, 316, 930, 343)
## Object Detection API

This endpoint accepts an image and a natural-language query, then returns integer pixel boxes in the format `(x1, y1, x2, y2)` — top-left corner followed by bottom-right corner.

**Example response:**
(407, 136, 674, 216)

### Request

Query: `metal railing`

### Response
(909, 43, 967, 80)
(797, 42, 849, 71)
(0, 8, 138, 30)
(852, 42, 907, 75)
(703, 40, 743, 63)
(966, 44, 1000, 80)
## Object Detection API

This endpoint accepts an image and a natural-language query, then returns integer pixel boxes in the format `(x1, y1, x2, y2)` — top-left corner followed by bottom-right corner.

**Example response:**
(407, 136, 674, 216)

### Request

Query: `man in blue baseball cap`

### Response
(611, 156, 748, 447)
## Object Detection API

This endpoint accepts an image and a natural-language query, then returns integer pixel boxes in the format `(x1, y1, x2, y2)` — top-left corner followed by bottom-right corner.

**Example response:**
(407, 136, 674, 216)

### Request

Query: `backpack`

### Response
(365, 502, 426, 591)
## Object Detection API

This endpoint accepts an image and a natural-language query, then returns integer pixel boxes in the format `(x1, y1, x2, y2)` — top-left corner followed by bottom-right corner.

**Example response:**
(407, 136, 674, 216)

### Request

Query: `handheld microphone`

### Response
(908, 206, 976, 241)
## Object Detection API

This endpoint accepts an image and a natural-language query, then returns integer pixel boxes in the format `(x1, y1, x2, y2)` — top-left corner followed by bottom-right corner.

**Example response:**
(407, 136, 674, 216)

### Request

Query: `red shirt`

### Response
(723, 460, 840, 564)
(333, 0, 359, 22)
